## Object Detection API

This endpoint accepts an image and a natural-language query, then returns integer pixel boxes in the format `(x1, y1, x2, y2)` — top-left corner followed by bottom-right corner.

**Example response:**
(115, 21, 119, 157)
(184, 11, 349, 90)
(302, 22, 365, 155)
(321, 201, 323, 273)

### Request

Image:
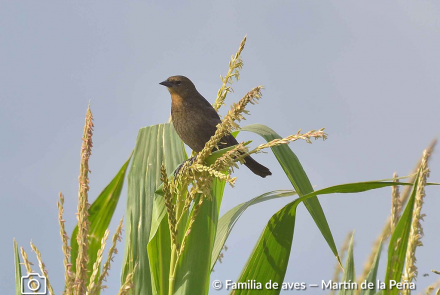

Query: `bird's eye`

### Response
(175, 81, 181, 85)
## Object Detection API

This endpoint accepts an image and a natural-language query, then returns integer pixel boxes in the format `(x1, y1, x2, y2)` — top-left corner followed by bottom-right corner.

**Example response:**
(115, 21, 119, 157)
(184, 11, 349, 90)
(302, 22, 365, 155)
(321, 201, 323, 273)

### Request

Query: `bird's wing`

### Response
(218, 133, 239, 149)
(195, 93, 240, 150)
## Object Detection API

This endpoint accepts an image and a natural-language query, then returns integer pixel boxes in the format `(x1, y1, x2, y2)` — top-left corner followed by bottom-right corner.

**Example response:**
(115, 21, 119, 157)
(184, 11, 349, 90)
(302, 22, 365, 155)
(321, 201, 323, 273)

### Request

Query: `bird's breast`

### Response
(170, 93, 184, 108)
(171, 102, 209, 152)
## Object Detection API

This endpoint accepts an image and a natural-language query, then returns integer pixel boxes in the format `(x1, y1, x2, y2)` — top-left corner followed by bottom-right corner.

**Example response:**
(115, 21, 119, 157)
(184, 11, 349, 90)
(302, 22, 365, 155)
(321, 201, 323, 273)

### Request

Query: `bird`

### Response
(160, 75, 271, 178)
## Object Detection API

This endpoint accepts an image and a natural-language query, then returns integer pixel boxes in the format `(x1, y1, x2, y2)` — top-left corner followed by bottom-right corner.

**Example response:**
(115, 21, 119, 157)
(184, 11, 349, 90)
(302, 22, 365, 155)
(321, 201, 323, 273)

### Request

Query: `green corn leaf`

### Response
(148, 216, 172, 295)
(149, 192, 167, 242)
(213, 178, 227, 216)
(282, 179, 425, 201)
(173, 181, 220, 295)
(383, 170, 420, 295)
(233, 200, 298, 295)
(149, 182, 190, 295)
(14, 239, 22, 295)
(234, 174, 419, 294)
(360, 240, 383, 295)
(121, 123, 186, 295)
(145, 129, 228, 295)
(338, 232, 355, 295)
(70, 154, 131, 281)
(211, 190, 296, 271)
(164, 177, 225, 295)
(239, 124, 340, 264)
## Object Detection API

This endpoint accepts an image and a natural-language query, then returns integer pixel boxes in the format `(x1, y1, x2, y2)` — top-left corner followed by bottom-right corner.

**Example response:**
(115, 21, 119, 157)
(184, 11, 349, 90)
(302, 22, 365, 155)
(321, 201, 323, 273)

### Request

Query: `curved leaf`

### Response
(384, 170, 420, 295)
(121, 123, 186, 295)
(235, 175, 418, 294)
(239, 124, 339, 263)
(211, 190, 296, 271)
(145, 127, 230, 295)
(338, 232, 355, 295)
(233, 201, 298, 295)
(172, 177, 225, 295)
(361, 240, 383, 295)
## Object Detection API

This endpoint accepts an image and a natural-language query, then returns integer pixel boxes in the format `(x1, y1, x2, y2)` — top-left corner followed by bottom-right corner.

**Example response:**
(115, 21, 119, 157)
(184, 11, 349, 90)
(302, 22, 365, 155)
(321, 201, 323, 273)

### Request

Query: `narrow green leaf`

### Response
(235, 175, 416, 294)
(360, 240, 383, 295)
(149, 193, 167, 242)
(174, 187, 219, 295)
(233, 201, 298, 295)
(148, 216, 172, 295)
(240, 124, 339, 263)
(384, 170, 420, 295)
(297, 181, 415, 196)
(145, 134, 228, 295)
(148, 182, 190, 295)
(121, 123, 186, 295)
(213, 178, 226, 216)
(171, 179, 227, 295)
(211, 190, 296, 271)
(338, 232, 355, 295)
(151, 179, 226, 294)
(278, 180, 426, 208)
(70, 154, 131, 278)
(14, 239, 22, 295)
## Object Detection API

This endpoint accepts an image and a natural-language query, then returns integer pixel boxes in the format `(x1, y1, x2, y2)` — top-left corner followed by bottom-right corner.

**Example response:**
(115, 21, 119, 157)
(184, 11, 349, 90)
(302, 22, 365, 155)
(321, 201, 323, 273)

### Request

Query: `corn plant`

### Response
(13, 36, 439, 295)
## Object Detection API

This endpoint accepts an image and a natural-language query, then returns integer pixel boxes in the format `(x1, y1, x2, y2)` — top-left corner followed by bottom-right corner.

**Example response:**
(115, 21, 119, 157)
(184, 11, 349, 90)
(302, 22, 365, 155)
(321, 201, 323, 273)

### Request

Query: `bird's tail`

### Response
(243, 155, 272, 178)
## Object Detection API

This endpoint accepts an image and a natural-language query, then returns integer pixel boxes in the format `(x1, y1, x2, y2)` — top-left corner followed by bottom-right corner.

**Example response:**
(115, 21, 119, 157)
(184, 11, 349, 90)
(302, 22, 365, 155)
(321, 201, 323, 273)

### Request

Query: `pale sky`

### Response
(1, 1, 439, 294)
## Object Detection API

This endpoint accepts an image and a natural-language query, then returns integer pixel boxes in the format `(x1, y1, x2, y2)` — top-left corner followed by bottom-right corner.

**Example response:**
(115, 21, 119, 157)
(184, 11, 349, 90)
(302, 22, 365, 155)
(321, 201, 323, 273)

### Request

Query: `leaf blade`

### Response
(240, 124, 339, 262)
(338, 232, 355, 295)
(384, 171, 420, 295)
(174, 184, 219, 295)
(121, 123, 186, 295)
(235, 175, 416, 295)
(360, 240, 383, 295)
(233, 201, 300, 295)
(211, 190, 296, 271)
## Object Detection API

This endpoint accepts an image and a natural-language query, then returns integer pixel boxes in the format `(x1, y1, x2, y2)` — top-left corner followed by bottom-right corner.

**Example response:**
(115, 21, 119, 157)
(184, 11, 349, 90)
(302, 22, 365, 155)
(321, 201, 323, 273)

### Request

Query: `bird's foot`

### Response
(173, 156, 197, 179)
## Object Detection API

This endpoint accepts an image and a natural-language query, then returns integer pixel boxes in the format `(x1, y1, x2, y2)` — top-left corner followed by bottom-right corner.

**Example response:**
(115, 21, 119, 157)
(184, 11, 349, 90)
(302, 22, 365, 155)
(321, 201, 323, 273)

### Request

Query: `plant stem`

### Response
(168, 244, 177, 295)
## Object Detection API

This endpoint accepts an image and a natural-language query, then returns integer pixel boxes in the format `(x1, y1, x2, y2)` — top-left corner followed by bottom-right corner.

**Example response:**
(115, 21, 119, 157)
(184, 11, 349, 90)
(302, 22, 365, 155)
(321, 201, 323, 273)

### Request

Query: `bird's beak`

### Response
(159, 80, 173, 87)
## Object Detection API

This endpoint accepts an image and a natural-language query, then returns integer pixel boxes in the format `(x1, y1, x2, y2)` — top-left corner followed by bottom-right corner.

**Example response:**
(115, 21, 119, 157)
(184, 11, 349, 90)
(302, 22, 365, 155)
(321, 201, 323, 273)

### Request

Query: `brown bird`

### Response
(160, 75, 271, 178)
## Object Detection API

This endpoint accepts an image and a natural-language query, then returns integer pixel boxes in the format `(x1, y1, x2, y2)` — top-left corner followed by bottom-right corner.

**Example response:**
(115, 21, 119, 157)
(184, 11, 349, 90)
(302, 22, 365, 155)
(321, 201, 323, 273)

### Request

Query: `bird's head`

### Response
(159, 75, 196, 98)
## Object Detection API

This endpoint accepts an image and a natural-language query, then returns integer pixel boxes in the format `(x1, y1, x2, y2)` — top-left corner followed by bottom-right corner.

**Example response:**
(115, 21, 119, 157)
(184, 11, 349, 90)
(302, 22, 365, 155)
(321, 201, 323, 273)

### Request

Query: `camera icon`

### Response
(21, 273, 47, 294)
